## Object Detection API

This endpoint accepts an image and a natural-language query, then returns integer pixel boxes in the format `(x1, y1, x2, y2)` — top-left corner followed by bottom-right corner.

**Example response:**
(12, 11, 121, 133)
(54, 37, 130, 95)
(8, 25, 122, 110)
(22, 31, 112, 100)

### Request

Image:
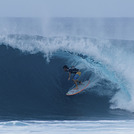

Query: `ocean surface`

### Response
(0, 17, 134, 133)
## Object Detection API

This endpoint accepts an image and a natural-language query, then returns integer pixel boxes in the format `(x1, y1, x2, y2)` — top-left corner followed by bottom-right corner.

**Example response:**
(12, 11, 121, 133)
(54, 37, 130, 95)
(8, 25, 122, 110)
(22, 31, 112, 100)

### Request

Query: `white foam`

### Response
(0, 120, 134, 134)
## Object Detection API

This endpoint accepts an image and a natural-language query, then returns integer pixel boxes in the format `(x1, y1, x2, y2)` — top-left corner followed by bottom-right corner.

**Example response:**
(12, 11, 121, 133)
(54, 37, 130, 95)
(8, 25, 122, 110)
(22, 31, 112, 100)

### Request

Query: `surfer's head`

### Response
(63, 65, 69, 71)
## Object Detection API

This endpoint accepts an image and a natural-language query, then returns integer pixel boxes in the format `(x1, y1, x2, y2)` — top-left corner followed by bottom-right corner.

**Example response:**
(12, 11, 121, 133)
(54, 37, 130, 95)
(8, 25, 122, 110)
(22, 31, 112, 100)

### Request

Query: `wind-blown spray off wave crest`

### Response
(0, 33, 134, 114)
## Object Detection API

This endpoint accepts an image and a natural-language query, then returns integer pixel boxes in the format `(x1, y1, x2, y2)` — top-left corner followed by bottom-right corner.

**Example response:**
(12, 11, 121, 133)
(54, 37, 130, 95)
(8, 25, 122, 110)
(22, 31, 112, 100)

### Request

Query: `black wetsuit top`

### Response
(68, 68, 79, 74)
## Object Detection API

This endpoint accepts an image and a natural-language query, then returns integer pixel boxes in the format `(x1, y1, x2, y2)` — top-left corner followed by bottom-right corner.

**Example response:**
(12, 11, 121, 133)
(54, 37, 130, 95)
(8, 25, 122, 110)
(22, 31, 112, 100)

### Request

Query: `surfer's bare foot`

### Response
(74, 87, 78, 90)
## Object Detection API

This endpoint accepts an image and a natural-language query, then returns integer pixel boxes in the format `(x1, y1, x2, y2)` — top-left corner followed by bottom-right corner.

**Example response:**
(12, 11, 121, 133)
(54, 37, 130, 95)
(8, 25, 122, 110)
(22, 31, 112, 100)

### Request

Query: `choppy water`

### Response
(0, 120, 134, 134)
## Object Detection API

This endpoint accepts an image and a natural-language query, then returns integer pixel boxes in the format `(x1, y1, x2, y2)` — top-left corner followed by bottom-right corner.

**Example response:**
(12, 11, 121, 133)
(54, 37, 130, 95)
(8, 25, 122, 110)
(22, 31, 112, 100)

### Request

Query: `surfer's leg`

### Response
(73, 79, 78, 89)
(75, 72, 82, 85)
(73, 74, 80, 89)
(76, 80, 82, 84)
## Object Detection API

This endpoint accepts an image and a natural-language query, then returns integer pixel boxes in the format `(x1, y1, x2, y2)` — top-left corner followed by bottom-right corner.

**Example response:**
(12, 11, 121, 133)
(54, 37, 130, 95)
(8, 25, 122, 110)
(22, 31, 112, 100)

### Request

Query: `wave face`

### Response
(0, 18, 134, 119)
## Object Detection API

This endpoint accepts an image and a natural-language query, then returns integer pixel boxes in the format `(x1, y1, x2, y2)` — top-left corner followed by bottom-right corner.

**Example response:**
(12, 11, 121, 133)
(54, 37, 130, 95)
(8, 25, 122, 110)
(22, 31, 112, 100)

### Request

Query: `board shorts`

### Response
(73, 72, 81, 80)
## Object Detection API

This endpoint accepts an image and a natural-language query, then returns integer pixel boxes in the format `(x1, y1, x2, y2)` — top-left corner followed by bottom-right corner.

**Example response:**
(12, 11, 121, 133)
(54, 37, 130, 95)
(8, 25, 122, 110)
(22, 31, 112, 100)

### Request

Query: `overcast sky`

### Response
(0, 0, 134, 17)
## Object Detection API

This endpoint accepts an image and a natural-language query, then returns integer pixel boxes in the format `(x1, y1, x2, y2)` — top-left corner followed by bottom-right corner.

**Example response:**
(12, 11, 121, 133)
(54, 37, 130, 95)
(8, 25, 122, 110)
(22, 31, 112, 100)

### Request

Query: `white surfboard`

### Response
(66, 80, 90, 96)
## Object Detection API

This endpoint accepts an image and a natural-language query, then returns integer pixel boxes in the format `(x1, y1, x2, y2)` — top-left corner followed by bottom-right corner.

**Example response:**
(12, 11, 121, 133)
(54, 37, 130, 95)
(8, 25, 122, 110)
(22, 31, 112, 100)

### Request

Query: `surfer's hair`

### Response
(63, 65, 69, 69)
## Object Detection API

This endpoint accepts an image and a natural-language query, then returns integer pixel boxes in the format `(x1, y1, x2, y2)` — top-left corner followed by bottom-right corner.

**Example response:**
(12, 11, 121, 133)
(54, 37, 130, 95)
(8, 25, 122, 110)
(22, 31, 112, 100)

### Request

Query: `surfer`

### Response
(63, 65, 82, 89)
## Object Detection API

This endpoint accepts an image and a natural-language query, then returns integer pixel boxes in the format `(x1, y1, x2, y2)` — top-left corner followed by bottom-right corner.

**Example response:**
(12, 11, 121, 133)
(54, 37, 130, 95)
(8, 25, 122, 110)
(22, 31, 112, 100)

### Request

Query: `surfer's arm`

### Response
(68, 72, 71, 80)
